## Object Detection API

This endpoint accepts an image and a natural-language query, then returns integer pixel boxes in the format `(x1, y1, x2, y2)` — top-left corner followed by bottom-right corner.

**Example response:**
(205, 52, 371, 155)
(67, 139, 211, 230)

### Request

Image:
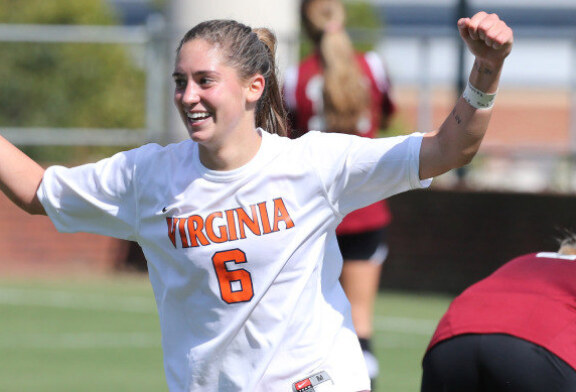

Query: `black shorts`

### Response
(337, 227, 388, 263)
(421, 334, 576, 392)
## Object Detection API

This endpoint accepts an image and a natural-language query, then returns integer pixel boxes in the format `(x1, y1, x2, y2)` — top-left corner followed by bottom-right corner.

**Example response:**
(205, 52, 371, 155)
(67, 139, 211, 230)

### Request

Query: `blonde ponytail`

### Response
(301, 0, 370, 133)
(558, 232, 576, 255)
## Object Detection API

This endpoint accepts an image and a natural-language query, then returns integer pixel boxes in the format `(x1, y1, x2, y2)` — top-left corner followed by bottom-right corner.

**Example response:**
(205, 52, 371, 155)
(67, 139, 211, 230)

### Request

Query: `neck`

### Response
(199, 127, 262, 171)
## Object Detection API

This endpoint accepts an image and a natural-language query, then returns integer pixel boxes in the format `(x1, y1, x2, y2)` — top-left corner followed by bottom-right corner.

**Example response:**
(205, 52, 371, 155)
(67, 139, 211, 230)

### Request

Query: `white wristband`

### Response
(462, 81, 496, 109)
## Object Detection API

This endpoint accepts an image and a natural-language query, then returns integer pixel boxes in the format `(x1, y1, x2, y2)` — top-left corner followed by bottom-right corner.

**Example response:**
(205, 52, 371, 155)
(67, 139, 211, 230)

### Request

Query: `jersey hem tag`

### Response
(292, 371, 333, 392)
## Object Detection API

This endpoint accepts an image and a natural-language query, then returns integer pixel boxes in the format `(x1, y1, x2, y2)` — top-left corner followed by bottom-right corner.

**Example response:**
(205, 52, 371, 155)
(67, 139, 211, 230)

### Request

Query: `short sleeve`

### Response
(304, 132, 431, 216)
(37, 149, 139, 240)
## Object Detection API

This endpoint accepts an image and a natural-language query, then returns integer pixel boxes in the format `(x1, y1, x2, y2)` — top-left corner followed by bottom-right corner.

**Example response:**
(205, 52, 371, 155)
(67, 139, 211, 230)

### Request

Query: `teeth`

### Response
(187, 112, 211, 120)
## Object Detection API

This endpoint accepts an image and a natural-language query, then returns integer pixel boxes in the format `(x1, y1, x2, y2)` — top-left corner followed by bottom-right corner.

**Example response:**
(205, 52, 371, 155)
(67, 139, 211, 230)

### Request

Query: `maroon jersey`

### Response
(283, 51, 395, 234)
(428, 252, 576, 370)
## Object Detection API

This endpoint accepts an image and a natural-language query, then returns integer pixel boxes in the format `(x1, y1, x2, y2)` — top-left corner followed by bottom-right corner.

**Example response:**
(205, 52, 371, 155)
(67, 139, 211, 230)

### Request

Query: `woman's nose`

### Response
(182, 83, 200, 105)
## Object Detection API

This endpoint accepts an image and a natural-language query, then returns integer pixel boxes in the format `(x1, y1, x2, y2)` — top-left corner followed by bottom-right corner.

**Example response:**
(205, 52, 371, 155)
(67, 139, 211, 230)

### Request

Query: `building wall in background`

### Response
(4, 188, 576, 295)
(0, 193, 124, 276)
(382, 189, 576, 294)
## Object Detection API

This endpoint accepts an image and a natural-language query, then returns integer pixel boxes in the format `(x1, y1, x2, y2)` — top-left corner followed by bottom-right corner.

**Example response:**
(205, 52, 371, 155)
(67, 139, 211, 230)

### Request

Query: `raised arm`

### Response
(419, 12, 513, 180)
(0, 135, 46, 215)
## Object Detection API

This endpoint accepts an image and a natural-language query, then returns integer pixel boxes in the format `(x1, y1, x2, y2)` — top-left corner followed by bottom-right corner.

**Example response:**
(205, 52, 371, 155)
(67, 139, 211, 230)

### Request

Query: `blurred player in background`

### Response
(421, 235, 576, 392)
(0, 10, 512, 392)
(283, 0, 396, 385)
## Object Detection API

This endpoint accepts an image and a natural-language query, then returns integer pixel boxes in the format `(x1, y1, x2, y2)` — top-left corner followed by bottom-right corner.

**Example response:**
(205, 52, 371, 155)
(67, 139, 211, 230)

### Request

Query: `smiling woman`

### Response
(0, 13, 513, 392)
(171, 38, 265, 168)
(171, 21, 287, 170)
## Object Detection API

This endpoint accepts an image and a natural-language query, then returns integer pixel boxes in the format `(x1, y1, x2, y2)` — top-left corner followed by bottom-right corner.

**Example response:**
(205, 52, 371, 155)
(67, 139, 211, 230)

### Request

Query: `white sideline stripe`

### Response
(0, 288, 156, 313)
(373, 316, 438, 335)
(0, 332, 161, 349)
(0, 289, 439, 335)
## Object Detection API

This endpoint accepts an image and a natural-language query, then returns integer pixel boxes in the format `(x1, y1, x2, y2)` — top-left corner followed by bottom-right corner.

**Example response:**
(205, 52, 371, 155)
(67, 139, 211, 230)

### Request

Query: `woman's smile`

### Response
(186, 110, 213, 125)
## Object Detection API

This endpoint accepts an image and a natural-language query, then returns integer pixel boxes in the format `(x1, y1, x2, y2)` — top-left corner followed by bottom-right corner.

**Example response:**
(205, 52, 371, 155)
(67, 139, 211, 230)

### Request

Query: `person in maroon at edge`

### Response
(283, 0, 397, 384)
(421, 235, 576, 392)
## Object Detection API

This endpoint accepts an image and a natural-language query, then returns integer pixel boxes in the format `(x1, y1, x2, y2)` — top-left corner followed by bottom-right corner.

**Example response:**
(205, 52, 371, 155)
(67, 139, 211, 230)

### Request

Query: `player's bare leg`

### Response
(340, 260, 383, 385)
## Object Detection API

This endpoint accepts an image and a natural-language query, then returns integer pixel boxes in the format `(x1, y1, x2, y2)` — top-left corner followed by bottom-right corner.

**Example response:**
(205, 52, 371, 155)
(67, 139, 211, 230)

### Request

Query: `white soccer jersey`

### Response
(38, 130, 430, 392)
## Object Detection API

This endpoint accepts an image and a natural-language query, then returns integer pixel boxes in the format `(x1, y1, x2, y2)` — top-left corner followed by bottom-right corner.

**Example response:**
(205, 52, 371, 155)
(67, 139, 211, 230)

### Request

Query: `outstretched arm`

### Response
(419, 12, 514, 180)
(0, 135, 46, 215)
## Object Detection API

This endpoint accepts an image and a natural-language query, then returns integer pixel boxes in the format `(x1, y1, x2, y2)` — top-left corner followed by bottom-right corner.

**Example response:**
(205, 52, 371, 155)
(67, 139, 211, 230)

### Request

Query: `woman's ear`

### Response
(246, 74, 265, 103)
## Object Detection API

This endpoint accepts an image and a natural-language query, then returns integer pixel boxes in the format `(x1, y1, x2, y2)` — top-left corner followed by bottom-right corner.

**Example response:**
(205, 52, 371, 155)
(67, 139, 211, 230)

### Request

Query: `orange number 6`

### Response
(212, 249, 254, 304)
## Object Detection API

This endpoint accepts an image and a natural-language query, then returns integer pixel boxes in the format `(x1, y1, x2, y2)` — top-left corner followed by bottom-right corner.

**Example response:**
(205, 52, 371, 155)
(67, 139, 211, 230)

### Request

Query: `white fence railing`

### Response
(0, 15, 166, 146)
(2, 19, 576, 191)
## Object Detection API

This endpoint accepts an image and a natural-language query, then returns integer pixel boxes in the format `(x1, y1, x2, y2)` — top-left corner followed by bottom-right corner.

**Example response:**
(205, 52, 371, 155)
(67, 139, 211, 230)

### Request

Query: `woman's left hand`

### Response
(458, 12, 514, 67)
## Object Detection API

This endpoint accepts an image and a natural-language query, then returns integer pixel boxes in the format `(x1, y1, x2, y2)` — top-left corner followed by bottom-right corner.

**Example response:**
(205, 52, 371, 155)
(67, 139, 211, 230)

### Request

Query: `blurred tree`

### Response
(345, 0, 383, 52)
(151, 0, 167, 11)
(0, 0, 146, 162)
(299, 0, 383, 58)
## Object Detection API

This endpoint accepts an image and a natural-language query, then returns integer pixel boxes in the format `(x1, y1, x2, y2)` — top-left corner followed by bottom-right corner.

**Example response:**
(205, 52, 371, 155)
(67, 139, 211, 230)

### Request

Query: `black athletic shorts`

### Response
(336, 227, 388, 262)
(421, 334, 576, 392)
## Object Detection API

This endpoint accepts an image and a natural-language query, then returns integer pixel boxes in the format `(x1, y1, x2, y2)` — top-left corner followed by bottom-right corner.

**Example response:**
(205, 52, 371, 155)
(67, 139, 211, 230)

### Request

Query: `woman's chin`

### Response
(187, 127, 209, 143)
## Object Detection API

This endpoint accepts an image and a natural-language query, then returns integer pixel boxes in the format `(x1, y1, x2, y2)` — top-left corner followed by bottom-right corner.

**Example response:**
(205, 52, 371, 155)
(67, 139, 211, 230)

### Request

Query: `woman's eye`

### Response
(199, 77, 213, 85)
(174, 78, 186, 89)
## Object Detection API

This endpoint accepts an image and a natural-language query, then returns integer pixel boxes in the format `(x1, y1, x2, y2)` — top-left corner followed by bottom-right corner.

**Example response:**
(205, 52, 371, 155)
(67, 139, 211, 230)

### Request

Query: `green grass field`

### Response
(0, 276, 452, 391)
